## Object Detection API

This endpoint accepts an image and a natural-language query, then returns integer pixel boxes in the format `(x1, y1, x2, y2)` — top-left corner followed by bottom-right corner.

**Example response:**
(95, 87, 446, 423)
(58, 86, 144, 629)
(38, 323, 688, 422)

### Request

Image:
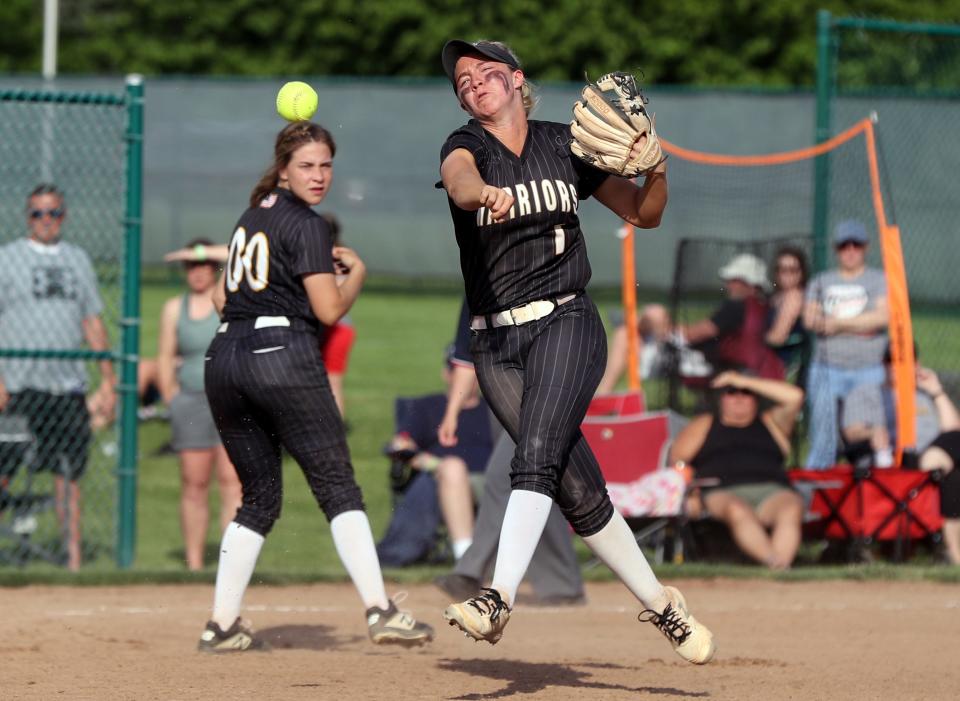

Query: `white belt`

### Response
(470, 294, 577, 330)
(218, 316, 291, 333)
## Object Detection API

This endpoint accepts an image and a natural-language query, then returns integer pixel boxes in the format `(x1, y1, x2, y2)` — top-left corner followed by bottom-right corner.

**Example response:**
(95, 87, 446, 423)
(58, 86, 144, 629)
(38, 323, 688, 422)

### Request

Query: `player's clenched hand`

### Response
(332, 246, 364, 274)
(479, 185, 514, 222)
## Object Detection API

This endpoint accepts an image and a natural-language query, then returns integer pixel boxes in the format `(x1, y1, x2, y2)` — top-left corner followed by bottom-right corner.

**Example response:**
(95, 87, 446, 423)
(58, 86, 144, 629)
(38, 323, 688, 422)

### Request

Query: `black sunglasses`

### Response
(721, 386, 753, 397)
(835, 240, 865, 251)
(29, 208, 64, 220)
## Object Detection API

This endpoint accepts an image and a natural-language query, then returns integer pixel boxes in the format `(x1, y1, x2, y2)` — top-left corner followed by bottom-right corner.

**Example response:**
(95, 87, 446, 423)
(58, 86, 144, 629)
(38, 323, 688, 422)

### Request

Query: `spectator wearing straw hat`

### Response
(803, 220, 888, 469)
(158, 239, 242, 570)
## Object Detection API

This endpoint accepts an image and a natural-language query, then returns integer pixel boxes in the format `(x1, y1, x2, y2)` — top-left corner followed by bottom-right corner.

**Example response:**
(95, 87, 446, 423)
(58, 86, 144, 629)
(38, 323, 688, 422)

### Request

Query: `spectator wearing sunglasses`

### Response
(669, 370, 805, 569)
(802, 220, 888, 469)
(0, 183, 116, 570)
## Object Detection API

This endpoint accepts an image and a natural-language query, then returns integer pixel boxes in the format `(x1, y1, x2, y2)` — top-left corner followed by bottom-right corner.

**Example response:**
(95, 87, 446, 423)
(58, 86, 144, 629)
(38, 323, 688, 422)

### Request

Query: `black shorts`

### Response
(930, 430, 960, 518)
(0, 389, 91, 481)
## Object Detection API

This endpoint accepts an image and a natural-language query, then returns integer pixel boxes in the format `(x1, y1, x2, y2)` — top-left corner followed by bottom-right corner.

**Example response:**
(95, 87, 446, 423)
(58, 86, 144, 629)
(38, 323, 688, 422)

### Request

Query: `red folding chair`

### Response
(790, 466, 943, 561)
(581, 410, 689, 563)
(586, 390, 645, 417)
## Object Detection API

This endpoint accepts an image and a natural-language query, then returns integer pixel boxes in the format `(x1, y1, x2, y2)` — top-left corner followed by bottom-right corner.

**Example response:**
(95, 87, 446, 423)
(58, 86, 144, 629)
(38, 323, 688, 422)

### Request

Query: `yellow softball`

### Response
(276, 81, 319, 122)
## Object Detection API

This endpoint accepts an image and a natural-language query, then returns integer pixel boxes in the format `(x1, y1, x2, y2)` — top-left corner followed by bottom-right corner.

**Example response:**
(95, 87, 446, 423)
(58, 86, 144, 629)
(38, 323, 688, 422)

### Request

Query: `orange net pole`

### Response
(621, 225, 640, 391)
(864, 121, 917, 461)
(661, 118, 871, 166)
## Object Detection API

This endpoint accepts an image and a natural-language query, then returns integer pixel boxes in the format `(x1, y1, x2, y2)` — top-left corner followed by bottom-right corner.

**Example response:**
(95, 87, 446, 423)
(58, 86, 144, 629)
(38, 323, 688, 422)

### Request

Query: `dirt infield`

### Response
(3, 579, 958, 700)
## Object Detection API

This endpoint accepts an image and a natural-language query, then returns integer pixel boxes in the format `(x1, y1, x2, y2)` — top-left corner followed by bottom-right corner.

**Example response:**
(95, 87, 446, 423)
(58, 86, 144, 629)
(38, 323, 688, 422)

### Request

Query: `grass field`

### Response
(2, 280, 960, 584)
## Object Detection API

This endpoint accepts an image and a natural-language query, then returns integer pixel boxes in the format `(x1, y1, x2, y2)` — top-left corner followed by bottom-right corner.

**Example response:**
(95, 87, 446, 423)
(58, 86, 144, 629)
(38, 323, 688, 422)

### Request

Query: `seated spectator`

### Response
(600, 253, 784, 393)
(803, 220, 888, 468)
(766, 245, 810, 381)
(841, 347, 960, 563)
(377, 348, 493, 566)
(597, 303, 672, 394)
(920, 423, 960, 566)
(669, 370, 805, 569)
(841, 344, 936, 467)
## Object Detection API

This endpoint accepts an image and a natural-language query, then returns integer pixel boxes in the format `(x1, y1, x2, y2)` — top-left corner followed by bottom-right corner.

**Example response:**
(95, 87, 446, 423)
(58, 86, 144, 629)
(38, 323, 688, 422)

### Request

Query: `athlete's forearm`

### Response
(631, 168, 668, 228)
(441, 149, 488, 211)
(445, 169, 488, 210)
(334, 263, 366, 319)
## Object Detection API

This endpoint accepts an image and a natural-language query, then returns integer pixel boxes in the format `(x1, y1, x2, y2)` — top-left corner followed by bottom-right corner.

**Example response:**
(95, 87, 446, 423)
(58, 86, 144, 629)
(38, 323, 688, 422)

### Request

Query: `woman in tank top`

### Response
(669, 370, 805, 569)
(157, 239, 242, 571)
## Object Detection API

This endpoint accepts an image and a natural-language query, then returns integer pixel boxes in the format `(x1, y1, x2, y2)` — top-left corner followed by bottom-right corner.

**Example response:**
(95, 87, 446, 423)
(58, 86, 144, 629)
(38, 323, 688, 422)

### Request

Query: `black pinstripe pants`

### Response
(204, 321, 364, 536)
(469, 294, 615, 536)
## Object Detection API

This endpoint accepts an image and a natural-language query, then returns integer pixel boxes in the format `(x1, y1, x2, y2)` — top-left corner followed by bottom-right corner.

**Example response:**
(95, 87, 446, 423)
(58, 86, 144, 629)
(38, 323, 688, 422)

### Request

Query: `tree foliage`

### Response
(3, 0, 960, 85)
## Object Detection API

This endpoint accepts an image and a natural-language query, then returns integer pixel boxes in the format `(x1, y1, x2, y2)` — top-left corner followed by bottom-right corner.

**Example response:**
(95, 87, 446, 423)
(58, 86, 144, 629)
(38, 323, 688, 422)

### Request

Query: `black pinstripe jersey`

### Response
(221, 188, 334, 325)
(440, 119, 609, 315)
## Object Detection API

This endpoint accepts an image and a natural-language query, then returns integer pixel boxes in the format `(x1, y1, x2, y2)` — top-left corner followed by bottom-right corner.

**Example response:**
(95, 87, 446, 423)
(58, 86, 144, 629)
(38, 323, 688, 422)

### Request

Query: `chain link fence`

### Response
(824, 14, 960, 378)
(0, 83, 140, 568)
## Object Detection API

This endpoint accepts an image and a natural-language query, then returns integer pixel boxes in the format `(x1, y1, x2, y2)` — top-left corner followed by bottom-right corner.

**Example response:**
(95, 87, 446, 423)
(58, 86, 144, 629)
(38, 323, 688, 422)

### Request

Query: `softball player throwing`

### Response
(197, 121, 433, 651)
(438, 39, 715, 663)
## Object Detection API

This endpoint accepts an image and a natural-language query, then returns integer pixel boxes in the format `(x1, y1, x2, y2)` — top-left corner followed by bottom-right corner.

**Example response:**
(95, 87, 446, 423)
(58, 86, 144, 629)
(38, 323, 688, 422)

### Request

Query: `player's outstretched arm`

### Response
(441, 149, 514, 220)
(592, 159, 668, 229)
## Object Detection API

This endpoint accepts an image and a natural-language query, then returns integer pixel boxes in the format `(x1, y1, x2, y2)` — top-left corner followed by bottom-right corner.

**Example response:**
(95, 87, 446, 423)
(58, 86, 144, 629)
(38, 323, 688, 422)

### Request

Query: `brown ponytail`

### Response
(249, 121, 337, 208)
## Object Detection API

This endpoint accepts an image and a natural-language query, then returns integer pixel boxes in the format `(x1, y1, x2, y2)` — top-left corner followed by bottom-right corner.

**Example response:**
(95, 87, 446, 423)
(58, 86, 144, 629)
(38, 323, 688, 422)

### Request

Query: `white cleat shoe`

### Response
(367, 599, 434, 647)
(443, 587, 511, 644)
(640, 586, 716, 664)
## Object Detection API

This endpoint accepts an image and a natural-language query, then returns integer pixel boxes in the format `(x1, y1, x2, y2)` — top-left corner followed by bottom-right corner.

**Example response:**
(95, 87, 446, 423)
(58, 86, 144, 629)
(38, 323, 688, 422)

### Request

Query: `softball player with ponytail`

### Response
(197, 121, 432, 652)
(438, 39, 715, 663)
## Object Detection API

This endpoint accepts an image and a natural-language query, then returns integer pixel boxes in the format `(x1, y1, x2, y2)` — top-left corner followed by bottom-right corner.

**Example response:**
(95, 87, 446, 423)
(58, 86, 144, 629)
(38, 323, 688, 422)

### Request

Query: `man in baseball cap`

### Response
(833, 219, 870, 247)
(803, 218, 889, 468)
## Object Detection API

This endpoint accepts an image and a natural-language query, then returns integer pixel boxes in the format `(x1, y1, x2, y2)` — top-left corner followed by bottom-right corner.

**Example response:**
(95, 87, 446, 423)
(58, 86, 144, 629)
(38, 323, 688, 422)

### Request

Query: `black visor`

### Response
(442, 39, 521, 89)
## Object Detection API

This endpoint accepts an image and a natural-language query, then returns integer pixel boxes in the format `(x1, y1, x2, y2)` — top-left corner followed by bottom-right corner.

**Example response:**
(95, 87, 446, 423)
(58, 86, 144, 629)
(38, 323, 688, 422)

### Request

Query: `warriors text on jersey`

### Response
(440, 119, 609, 315)
(221, 188, 334, 325)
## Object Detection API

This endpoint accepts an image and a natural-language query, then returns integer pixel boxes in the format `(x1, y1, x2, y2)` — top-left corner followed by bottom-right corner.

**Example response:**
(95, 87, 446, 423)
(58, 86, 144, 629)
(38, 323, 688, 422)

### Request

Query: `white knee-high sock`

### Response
(582, 510, 666, 610)
(330, 510, 390, 611)
(211, 522, 265, 629)
(490, 490, 553, 606)
(452, 538, 473, 560)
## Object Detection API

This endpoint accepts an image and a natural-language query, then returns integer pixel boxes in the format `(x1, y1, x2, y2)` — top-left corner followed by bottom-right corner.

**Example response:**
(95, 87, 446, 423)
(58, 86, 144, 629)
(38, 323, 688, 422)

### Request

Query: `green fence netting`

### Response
(0, 80, 142, 569)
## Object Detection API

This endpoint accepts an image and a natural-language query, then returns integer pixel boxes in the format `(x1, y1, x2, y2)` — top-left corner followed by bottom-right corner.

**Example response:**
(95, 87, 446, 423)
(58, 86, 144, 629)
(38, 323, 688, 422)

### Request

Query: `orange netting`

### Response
(620, 117, 916, 458)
